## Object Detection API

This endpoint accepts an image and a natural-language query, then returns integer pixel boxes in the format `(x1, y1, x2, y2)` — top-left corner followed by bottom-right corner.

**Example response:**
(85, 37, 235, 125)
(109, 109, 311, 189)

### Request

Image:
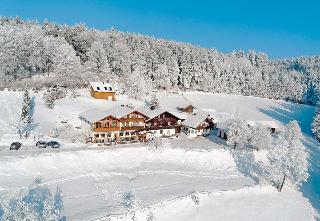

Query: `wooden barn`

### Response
(178, 105, 195, 114)
(90, 82, 116, 100)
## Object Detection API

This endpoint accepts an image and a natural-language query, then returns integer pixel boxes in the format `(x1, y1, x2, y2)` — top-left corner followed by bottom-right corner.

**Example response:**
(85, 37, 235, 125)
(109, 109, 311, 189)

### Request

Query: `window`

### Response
(95, 134, 99, 138)
(96, 122, 102, 128)
(111, 122, 117, 127)
(131, 132, 135, 136)
(121, 122, 125, 127)
(107, 133, 111, 137)
(101, 134, 105, 138)
(120, 132, 123, 136)
(104, 87, 108, 90)
(109, 87, 112, 91)
(160, 130, 163, 134)
(97, 87, 100, 90)
(125, 132, 129, 136)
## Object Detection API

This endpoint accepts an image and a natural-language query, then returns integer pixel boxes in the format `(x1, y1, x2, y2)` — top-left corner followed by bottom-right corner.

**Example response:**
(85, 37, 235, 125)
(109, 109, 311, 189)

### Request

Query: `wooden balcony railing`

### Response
(120, 126, 144, 131)
(145, 125, 177, 130)
(93, 126, 145, 132)
(93, 127, 120, 132)
(120, 118, 146, 122)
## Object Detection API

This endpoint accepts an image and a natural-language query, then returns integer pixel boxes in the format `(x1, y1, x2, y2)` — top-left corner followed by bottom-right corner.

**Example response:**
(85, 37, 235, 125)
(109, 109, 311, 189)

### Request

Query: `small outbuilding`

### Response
(182, 114, 215, 137)
(90, 82, 116, 100)
(246, 120, 279, 133)
(178, 105, 195, 114)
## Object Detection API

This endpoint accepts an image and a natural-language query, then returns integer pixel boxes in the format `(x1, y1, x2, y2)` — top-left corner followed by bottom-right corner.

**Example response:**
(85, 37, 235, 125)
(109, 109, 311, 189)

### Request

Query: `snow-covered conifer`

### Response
(146, 137, 170, 152)
(149, 94, 159, 110)
(43, 86, 66, 109)
(1, 178, 66, 221)
(20, 86, 31, 124)
(312, 102, 320, 142)
(44, 89, 55, 109)
(267, 121, 309, 191)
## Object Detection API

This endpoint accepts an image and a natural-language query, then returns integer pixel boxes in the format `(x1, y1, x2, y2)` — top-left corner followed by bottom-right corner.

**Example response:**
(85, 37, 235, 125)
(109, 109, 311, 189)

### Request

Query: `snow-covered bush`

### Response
(0, 201, 4, 220)
(267, 121, 309, 191)
(0, 178, 66, 221)
(123, 192, 137, 210)
(49, 127, 59, 138)
(226, 118, 250, 149)
(54, 124, 83, 143)
(145, 137, 170, 152)
(121, 192, 155, 221)
(43, 86, 66, 109)
(248, 125, 272, 151)
(190, 193, 200, 205)
(312, 102, 320, 142)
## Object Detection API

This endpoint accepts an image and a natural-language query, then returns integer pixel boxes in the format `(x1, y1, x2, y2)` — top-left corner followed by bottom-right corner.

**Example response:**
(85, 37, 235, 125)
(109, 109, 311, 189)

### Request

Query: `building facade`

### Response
(90, 82, 116, 100)
(182, 114, 214, 137)
(80, 106, 183, 143)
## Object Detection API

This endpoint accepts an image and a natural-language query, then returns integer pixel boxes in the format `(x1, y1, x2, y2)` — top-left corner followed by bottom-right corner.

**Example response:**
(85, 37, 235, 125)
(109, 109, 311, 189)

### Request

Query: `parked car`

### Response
(10, 142, 22, 150)
(36, 141, 47, 148)
(47, 141, 60, 148)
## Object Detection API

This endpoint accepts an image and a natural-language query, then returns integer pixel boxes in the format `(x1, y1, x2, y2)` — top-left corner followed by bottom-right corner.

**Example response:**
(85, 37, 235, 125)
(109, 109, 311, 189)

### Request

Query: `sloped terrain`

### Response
(0, 90, 318, 220)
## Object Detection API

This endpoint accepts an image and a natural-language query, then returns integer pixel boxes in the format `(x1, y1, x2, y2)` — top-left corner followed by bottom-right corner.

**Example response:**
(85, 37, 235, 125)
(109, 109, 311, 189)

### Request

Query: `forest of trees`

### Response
(0, 17, 319, 104)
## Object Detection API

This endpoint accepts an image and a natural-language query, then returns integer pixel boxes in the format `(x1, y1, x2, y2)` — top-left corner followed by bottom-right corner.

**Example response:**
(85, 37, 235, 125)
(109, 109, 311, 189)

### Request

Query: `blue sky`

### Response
(1, 0, 319, 58)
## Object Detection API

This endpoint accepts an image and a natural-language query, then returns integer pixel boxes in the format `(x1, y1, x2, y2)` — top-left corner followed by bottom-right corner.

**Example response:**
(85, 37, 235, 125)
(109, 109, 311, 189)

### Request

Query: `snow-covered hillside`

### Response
(0, 89, 319, 220)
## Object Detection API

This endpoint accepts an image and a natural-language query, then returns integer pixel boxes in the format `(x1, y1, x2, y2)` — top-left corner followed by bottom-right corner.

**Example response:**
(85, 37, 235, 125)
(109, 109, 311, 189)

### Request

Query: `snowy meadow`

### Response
(0, 90, 319, 220)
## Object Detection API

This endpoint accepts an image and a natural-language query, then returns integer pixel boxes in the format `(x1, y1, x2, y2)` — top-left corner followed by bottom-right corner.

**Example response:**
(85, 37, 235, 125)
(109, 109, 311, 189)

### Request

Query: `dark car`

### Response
(36, 141, 47, 148)
(10, 142, 22, 150)
(47, 141, 60, 148)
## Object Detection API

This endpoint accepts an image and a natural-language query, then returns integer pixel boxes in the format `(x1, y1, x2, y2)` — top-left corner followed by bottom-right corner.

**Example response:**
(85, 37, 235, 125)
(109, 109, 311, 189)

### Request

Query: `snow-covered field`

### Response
(0, 89, 319, 220)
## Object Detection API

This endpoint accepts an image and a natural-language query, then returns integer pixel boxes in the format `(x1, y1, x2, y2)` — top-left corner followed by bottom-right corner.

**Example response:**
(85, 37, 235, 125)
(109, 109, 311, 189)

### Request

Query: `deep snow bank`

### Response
(0, 147, 236, 176)
(107, 186, 317, 221)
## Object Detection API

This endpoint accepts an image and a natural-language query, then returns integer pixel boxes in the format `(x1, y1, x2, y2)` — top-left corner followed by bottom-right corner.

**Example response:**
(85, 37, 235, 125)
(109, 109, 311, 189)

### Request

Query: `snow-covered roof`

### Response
(246, 120, 279, 129)
(79, 105, 133, 123)
(90, 82, 115, 92)
(138, 106, 181, 121)
(182, 114, 209, 128)
(137, 106, 166, 119)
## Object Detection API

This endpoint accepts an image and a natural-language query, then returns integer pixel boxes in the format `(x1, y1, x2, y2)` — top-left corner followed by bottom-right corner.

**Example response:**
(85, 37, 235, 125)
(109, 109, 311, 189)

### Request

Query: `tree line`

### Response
(0, 17, 319, 105)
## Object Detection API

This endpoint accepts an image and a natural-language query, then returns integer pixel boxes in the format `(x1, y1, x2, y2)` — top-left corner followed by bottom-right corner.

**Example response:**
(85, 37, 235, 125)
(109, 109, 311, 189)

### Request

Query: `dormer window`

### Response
(97, 87, 100, 90)
(104, 87, 108, 90)
(109, 87, 112, 91)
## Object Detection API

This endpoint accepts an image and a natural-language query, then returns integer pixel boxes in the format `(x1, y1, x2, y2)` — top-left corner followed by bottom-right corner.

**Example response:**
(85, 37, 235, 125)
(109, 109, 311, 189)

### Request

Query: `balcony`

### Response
(93, 127, 120, 132)
(120, 126, 145, 131)
(146, 125, 177, 130)
(120, 118, 146, 122)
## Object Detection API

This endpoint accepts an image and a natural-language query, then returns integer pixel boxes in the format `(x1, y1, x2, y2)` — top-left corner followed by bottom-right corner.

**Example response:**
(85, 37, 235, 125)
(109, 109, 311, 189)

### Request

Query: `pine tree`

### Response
(149, 94, 159, 110)
(267, 121, 309, 191)
(44, 89, 55, 109)
(20, 86, 31, 124)
(1, 178, 66, 221)
(312, 102, 320, 141)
